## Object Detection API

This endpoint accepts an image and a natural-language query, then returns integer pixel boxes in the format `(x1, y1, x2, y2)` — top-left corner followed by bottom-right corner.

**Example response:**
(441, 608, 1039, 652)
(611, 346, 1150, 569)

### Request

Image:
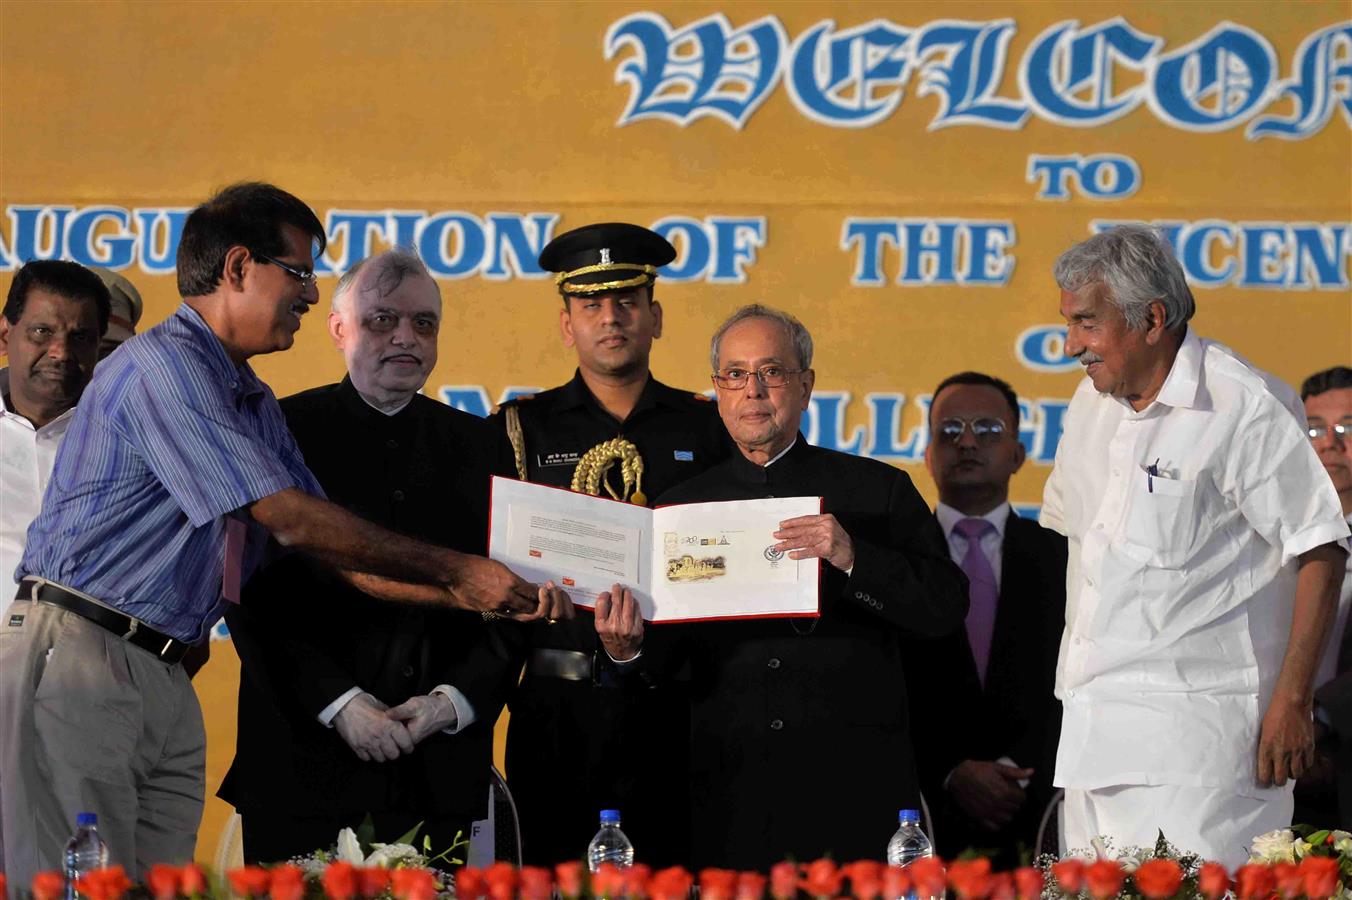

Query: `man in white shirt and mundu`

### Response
(1041, 224, 1349, 867)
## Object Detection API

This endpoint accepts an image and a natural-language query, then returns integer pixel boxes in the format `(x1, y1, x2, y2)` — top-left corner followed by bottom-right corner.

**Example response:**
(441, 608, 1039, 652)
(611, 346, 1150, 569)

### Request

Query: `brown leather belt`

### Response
(16, 577, 193, 665)
(527, 648, 593, 681)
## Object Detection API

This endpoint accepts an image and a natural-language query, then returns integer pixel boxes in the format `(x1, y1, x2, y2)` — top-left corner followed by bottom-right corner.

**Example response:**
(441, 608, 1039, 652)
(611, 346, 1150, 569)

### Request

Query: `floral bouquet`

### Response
(1248, 826, 1352, 900)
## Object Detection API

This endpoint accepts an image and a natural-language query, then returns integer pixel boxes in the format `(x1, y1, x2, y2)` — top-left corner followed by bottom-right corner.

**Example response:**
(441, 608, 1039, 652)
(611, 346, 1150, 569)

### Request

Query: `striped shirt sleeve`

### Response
(114, 352, 302, 528)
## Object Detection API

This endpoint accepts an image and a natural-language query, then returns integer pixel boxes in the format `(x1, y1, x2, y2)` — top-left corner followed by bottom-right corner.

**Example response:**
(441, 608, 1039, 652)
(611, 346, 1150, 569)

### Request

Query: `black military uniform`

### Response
(490, 223, 730, 865)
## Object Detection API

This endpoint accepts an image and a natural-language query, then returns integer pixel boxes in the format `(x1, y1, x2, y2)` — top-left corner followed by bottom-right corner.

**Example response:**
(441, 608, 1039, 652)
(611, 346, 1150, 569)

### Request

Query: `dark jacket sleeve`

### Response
(842, 469, 969, 635)
(234, 555, 363, 721)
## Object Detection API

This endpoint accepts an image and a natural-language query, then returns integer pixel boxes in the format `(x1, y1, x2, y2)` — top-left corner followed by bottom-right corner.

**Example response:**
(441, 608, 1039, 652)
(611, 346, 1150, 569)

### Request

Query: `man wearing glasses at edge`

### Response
(0, 183, 570, 887)
(1298, 366, 1352, 828)
(1040, 224, 1348, 867)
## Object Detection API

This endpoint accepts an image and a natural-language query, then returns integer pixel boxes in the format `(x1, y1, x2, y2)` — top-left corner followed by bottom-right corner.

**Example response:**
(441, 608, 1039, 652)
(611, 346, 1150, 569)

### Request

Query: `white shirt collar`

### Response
(934, 500, 1011, 540)
(762, 437, 798, 468)
(1118, 326, 1206, 415)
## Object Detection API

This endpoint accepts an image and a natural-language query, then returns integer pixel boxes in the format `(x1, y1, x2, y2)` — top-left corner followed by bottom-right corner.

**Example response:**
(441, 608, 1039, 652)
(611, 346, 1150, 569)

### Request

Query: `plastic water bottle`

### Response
(586, 809, 635, 872)
(64, 812, 108, 900)
(886, 808, 933, 866)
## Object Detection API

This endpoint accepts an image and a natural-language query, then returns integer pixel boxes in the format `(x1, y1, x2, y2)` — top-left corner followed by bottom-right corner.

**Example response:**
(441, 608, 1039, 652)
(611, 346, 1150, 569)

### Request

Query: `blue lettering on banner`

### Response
(1148, 23, 1277, 132)
(439, 386, 543, 418)
(786, 20, 914, 128)
(605, 12, 1352, 140)
(1016, 325, 1080, 373)
(842, 218, 1015, 286)
(605, 12, 787, 130)
(1020, 18, 1160, 126)
(1028, 154, 1140, 200)
(1248, 23, 1352, 140)
(437, 385, 1070, 466)
(652, 216, 766, 283)
(0, 208, 758, 284)
(1092, 219, 1351, 290)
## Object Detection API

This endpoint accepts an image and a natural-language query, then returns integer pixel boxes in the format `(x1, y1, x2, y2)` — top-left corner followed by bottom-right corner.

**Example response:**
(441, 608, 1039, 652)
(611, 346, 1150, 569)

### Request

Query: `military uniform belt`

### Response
(16, 577, 193, 665)
(527, 648, 593, 681)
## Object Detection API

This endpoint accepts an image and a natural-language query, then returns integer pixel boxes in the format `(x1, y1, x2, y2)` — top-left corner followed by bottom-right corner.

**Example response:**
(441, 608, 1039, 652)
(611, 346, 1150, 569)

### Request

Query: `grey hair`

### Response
(331, 247, 437, 313)
(710, 304, 814, 372)
(1053, 224, 1195, 331)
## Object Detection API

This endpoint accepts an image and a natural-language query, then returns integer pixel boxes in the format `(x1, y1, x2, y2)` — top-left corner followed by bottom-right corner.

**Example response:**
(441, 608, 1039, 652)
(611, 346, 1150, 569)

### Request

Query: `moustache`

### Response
(1079, 352, 1104, 366)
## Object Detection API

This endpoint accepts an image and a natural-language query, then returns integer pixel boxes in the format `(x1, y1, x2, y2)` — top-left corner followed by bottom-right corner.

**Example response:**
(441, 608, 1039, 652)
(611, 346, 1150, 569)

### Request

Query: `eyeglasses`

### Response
(712, 365, 803, 390)
(936, 417, 1009, 444)
(1309, 422, 1350, 441)
(256, 253, 318, 288)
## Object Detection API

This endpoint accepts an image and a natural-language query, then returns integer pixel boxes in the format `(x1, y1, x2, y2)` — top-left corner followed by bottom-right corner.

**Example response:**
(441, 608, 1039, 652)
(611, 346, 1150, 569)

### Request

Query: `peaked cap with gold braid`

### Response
(538, 222, 676, 297)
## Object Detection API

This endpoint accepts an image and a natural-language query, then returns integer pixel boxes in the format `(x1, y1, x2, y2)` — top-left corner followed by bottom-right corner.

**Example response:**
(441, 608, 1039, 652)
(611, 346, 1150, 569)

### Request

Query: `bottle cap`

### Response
(600, 809, 621, 824)
(76, 812, 98, 827)
(898, 809, 919, 824)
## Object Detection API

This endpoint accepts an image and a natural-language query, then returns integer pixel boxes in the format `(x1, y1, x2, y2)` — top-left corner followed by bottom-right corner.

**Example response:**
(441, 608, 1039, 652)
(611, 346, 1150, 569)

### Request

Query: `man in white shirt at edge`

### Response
(0, 260, 110, 617)
(1040, 224, 1349, 868)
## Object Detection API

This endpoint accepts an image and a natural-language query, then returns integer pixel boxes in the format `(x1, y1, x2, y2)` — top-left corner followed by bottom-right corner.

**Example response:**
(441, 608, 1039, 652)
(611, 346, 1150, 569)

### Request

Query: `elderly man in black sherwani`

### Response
(220, 250, 545, 862)
(595, 304, 968, 870)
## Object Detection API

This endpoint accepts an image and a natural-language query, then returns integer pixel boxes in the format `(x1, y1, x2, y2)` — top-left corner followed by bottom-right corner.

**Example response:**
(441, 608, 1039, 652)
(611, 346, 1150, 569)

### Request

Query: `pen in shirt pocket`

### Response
(1145, 458, 1160, 493)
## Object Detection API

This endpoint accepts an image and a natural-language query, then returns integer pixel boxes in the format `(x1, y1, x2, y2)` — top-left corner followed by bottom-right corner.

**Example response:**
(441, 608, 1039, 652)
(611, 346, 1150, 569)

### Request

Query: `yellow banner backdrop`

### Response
(2, 0, 1349, 862)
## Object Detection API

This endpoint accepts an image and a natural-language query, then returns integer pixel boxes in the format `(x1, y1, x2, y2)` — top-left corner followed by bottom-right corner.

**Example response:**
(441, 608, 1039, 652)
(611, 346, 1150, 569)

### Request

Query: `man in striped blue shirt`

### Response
(0, 183, 569, 887)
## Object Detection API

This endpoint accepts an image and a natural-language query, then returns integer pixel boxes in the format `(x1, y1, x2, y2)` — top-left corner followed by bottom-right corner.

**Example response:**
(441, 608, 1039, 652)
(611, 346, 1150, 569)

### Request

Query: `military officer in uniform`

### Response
(491, 222, 729, 865)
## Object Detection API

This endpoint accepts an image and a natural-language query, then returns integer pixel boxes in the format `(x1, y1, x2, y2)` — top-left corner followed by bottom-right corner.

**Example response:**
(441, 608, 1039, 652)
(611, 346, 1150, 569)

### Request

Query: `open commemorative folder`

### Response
(488, 476, 821, 623)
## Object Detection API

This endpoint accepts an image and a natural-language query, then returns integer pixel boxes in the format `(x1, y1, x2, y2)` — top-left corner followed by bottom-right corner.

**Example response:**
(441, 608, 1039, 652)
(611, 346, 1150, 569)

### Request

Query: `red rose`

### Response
(702, 868, 740, 900)
(1273, 862, 1302, 900)
(1299, 856, 1341, 900)
(1083, 860, 1125, 899)
(1051, 860, 1084, 895)
(1235, 865, 1276, 900)
(771, 862, 800, 900)
(180, 864, 209, 897)
(625, 863, 655, 899)
(1133, 859, 1183, 899)
(227, 865, 272, 899)
(738, 871, 768, 900)
(75, 866, 135, 900)
(651, 866, 695, 900)
(948, 858, 993, 899)
(32, 871, 67, 900)
(907, 857, 948, 900)
(803, 859, 844, 898)
(519, 866, 554, 900)
(323, 861, 360, 900)
(1014, 866, 1044, 900)
(358, 867, 391, 898)
(269, 865, 307, 900)
(556, 861, 585, 899)
(485, 861, 520, 900)
(1197, 863, 1231, 900)
(391, 868, 440, 900)
(844, 861, 885, 900)
(990, 873, 1015, 900)
(147, 864, 182, 900)
(458, 867, 488, 900)
(594, 863, 627, 899)
(884, 866, 912, 900)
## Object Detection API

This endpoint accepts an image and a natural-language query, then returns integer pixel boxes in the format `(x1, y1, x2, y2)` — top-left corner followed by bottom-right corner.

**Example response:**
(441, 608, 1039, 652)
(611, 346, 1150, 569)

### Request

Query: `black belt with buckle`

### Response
(16, 578, 193, 665)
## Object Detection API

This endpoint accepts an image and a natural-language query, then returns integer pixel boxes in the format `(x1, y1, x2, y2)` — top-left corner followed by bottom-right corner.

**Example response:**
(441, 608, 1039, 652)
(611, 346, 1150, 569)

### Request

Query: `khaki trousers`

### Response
(0, 600, 205, 887)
